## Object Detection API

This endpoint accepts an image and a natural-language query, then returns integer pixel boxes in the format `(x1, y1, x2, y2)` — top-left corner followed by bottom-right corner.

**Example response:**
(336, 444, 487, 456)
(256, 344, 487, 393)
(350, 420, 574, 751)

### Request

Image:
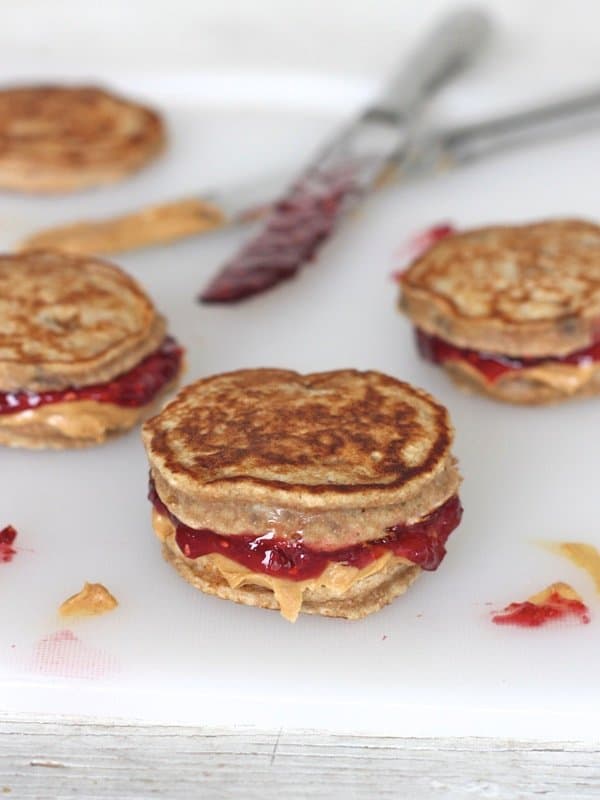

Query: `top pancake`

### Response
(143, 368, 456, 517)
(0, 250, 165, 392)
(0, 85, 165, 192)
(401, 220, 600, 357)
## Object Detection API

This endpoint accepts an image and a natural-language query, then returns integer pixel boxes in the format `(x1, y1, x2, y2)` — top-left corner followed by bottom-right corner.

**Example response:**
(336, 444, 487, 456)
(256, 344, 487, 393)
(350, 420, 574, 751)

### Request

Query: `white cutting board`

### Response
(1, 74, 599, 740)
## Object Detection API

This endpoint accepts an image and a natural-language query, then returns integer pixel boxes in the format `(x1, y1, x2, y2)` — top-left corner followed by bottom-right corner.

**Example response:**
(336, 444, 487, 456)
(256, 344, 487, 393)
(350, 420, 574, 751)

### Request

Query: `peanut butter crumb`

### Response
(59, 582, 118, 617)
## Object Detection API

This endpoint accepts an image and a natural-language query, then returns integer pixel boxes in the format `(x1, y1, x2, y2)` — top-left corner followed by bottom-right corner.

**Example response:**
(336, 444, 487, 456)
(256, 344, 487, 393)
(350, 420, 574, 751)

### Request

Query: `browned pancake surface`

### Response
(0, 250, 165, 391)
(0, 85, 164, 192)
(143, 369, 459, 535)
(401, 220, 600, 357)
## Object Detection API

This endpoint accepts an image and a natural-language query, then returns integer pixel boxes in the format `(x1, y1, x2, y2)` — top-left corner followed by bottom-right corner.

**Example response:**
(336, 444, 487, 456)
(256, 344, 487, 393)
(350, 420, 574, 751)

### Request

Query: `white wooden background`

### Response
(2, 717, 599, 799)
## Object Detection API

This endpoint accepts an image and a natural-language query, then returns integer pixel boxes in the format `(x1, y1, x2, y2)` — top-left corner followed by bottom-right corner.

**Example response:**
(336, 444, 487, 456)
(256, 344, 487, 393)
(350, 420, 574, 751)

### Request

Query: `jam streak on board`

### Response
(149, 481, 462, 581)
(416, 328, 600, 383)
(0, 525, 17, 563)
(0, 337, 183, 415)
(492, 585, 590, 628)
(199, 169, 357, 303)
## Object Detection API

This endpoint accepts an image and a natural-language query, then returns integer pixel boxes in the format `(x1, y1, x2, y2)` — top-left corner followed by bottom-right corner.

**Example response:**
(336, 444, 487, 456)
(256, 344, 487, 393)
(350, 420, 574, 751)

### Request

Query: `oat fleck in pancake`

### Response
(0, 85, 164, 192)
(400, 219, 600, 404)
(0, 250, 183, 448)
(142, 369, 462, 621)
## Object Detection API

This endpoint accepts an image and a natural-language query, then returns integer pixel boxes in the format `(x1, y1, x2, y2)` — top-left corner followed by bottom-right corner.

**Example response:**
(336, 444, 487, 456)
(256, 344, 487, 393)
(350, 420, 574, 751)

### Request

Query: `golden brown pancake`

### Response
(0, 85, 164, 192)
(143, 369, 462, 621)
(0, 250, 183, 448)
(400, 219, 600, 404)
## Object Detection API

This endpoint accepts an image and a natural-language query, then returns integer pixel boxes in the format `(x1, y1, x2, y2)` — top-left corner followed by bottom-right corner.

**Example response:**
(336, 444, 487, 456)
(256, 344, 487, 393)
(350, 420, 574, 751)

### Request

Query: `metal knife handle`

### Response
(374, 8, 492, 118)
(441, 88, 600, 163)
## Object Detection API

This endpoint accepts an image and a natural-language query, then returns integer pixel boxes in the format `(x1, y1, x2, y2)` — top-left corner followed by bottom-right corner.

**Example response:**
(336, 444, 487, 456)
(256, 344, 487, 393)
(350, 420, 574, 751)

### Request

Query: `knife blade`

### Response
(198, 9, 491, 303)
(21, 84, 600, 260)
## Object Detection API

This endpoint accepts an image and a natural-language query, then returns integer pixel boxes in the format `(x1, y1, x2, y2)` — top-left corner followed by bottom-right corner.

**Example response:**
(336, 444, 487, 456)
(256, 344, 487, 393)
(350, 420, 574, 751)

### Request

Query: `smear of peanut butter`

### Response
(543, 542, 600, 593)
(59, 582, 118, 617)
(527, 581, 583, 605)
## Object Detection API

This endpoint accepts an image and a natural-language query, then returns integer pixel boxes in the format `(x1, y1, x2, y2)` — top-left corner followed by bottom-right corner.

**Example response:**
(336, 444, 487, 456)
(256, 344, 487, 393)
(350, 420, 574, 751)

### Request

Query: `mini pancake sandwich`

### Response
(0, 250, 183, 448)
(142, 368, 462, 622)
(400, 220, 600, 404)
(0, 85, 164, 192)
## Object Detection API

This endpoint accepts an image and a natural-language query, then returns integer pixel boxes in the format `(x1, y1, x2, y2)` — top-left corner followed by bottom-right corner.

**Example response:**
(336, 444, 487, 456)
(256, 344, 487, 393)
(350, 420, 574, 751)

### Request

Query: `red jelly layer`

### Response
(199, 169, 356, 303)
(492, 592, 590, 628)
(0, 336, 183, 415)
(149, 481, 462, 581)
(0, 525, 17, 563)
(416, 328, 600, 383)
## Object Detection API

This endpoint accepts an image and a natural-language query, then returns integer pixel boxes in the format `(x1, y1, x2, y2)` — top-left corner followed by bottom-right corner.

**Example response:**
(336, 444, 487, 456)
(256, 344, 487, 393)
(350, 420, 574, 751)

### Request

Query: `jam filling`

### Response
(416, 328, 600, 383)
(199, 169, 356, 303)
(0, 336, 183, 415)
(492, 591, 590, 628)
(0, 525, 17, 563)
(149, 480, 462, 582)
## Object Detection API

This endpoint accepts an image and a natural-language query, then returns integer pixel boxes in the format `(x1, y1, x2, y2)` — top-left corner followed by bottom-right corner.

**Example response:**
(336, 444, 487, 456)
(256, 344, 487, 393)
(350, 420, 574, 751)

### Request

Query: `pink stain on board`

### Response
(392, 223, 456, 282)
(30, 629, 118, 680)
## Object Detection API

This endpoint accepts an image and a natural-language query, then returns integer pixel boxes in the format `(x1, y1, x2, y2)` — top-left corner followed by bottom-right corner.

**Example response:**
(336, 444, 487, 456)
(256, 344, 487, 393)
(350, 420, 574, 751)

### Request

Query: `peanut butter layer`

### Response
(155, 511, 420, 622)
(0, 381, 178, 449)
(443, 358, 600, 405)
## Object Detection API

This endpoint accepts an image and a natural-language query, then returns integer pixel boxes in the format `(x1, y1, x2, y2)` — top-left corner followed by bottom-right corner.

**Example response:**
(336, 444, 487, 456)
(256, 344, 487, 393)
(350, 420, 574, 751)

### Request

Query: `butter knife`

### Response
(198, 9, 491, 303)
(22, 86, 600, 260)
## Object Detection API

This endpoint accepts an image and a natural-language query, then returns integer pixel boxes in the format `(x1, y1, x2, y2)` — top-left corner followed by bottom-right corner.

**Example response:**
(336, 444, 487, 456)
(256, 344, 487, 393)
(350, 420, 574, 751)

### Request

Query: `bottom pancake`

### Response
(160, 527, 421, 622)
(443, 359, 600, 405)
(0, 379, 178, 449)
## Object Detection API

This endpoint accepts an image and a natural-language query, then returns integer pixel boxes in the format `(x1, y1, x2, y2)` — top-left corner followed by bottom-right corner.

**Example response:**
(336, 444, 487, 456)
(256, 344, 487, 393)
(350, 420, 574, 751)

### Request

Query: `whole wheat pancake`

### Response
(0, 250, 165, 392)
(401, 220, 600, 404)
(0, 250, 182, 448)
(143, 369, 462, 621)
(0, 85, 164, 192)
(401, 220, 600, 358)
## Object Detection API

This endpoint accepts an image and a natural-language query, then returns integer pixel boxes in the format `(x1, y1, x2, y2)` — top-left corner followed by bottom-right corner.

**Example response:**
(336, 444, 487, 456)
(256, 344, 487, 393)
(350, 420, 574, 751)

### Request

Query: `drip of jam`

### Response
(416, 328, 600, 383)
(0, 336, 183, 415)
(393, 224, 455, 282)
(199, 169, 356, 303)
(492, 591, 590, 628)
(0, 525, 17, 563)
(149, 481, 462, 581)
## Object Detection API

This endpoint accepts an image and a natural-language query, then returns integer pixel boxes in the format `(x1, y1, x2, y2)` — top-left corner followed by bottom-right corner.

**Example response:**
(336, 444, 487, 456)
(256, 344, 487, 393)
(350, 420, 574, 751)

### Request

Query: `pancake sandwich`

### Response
(0, 250, 183, 448)
(142, 368, 462, 622)
(0, 85, 164, 192)
(400, 220, 600, 404)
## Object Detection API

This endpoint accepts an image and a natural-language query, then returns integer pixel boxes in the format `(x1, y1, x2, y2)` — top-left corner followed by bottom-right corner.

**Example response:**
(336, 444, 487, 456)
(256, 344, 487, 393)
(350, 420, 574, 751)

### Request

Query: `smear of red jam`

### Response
(0, 336, 183, 415)
(199, 169, 356, 303)
(0, 525, 17, 563)
(416, 328, 600, 383)
(149, 481, 462, 581)
(393, 224, 455, 282)
(492, 592, 590, 627)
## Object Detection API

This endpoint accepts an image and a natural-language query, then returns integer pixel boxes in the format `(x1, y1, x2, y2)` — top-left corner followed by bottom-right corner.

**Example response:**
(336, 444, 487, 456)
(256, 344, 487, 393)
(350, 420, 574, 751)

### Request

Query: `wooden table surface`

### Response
(1, 717, 598, 798)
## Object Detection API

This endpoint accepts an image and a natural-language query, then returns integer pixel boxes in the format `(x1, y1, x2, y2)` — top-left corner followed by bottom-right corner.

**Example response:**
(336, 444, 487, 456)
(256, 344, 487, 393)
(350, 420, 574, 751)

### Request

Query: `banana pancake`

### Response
(400, 220, 600, 404)
(0, 85, 164, 192)
(0, 250, 183, 448)
(142, 369, 462, 622)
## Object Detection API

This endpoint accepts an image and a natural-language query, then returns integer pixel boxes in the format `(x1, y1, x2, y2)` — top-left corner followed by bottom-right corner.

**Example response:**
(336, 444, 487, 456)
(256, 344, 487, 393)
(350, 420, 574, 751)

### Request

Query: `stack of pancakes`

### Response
(401, 220, 600, 404)
(0, 250, 182, 448)
(143, 368, 462, 621)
